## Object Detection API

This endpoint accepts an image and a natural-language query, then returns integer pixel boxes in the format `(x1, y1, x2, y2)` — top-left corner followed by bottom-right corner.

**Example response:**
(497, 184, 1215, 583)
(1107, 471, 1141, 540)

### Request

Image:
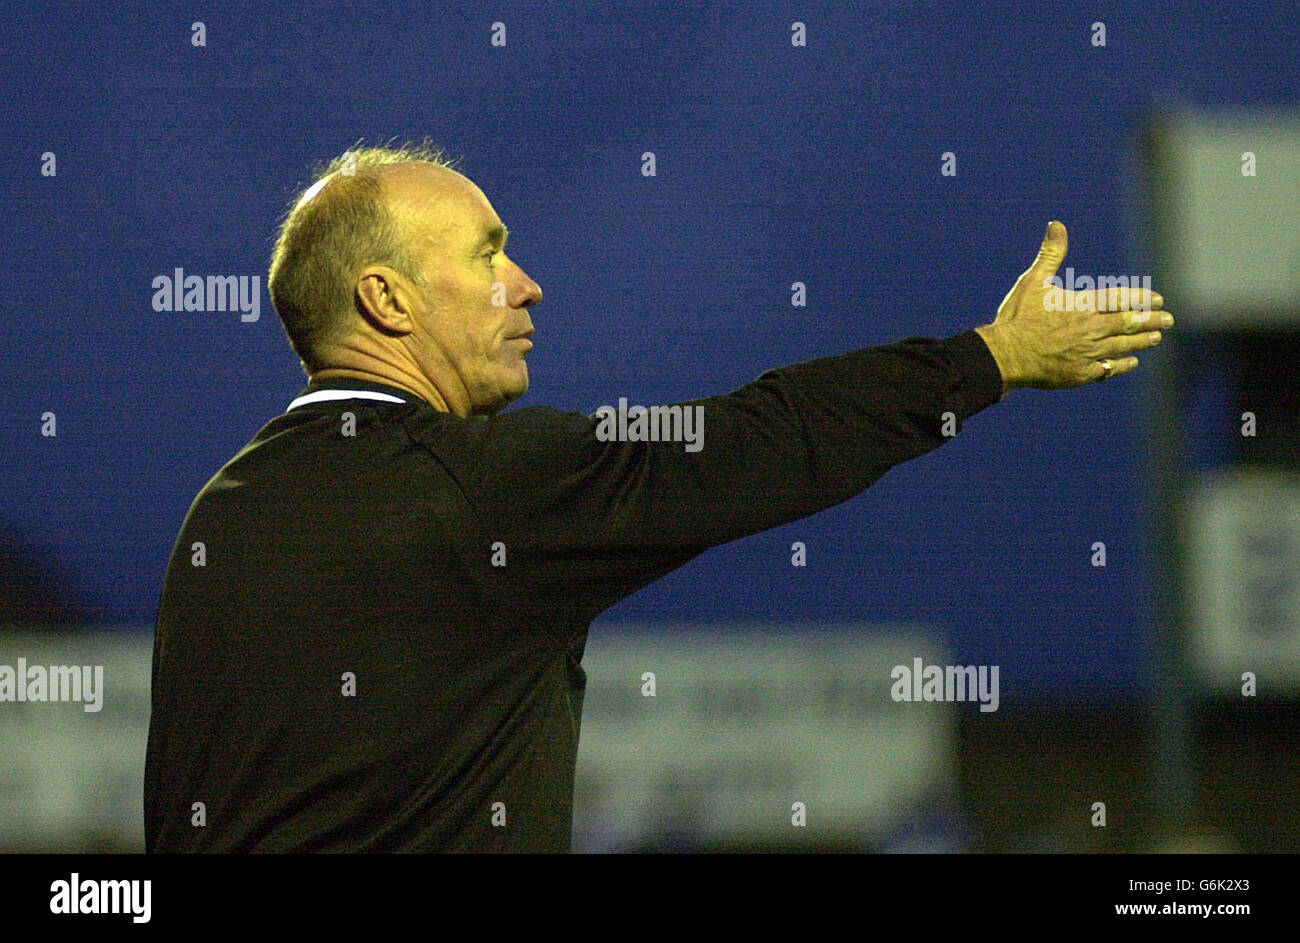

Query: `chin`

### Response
(473, 373, 529, 416)
(505, 364, 529, 400)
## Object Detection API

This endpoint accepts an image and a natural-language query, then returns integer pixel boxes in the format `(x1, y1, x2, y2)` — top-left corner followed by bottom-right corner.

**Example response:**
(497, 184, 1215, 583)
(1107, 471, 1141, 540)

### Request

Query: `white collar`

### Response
(285, 389, 407, 412)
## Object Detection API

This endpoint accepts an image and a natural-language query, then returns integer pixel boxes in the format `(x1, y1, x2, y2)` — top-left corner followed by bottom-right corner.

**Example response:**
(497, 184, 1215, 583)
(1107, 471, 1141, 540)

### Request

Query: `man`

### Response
(144, 143, 1171, 852)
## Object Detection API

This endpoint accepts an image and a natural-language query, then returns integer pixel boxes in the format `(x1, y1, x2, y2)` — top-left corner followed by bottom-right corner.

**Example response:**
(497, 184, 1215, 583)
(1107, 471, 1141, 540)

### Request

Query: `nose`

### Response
(506, 256, 542, 308)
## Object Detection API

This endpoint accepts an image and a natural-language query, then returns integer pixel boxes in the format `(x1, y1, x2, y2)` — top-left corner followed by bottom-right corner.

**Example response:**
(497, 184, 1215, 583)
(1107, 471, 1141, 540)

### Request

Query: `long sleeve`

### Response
(405, 328, 1004, 627)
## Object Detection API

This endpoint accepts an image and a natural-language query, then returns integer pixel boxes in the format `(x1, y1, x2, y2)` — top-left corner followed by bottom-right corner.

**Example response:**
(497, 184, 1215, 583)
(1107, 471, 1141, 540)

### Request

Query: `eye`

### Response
(483, 250, 498, 266)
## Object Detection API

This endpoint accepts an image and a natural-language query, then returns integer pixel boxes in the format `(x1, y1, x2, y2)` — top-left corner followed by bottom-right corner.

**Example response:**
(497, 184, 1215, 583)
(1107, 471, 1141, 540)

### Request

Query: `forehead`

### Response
(383, 163, 499, 245)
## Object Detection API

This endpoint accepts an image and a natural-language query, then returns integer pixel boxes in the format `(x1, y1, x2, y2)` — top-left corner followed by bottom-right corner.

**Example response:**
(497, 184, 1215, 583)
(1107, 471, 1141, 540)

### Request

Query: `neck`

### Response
(311, 333, 472, 415)
(311, 365, 453, 413)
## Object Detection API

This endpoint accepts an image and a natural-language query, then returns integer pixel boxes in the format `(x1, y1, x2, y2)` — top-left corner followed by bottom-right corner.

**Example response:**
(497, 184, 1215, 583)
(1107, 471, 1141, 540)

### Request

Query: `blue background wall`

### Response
(3, 1, 1296, 695)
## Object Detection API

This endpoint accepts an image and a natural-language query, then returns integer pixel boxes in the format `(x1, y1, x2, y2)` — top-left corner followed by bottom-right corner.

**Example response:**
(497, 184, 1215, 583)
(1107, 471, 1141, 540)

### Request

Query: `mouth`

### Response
(508, 328, 535, 348)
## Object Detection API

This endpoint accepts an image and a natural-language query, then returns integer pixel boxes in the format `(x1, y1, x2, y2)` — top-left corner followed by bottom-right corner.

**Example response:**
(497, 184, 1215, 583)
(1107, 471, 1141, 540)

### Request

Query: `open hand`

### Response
(975, 221, 1173, 392)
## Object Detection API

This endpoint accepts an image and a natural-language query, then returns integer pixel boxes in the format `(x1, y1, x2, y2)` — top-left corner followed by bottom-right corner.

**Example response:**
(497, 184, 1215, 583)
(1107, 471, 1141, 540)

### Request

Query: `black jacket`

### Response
(144, 329, 1002, 852)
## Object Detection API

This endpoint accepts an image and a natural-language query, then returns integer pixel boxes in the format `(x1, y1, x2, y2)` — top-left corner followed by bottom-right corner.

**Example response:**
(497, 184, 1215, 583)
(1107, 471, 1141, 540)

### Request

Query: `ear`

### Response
(355, 265, 417, 335)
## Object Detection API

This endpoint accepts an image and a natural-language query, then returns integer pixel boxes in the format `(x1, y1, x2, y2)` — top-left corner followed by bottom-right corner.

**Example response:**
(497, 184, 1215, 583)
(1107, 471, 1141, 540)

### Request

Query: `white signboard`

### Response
(1187, 470, 1300, 687)
(0, 630, 152, 851)
(1157, 110, 1300, 326)
(0, 625, 962, 852)
(573, 626, 957, 850)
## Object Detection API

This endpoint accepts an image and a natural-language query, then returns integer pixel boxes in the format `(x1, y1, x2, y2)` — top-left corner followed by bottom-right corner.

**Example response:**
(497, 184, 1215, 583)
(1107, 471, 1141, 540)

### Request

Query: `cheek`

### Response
(437, 282, 491, 354)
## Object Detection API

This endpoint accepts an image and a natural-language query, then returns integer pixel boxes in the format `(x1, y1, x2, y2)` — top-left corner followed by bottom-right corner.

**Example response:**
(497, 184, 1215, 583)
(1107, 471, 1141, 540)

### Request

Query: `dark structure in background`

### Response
(0, 528, 93, 626)
(1136, 112, 1300, 854)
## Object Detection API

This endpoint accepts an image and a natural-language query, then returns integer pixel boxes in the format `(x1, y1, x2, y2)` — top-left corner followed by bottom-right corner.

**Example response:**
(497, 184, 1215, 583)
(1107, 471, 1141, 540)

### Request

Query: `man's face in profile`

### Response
(387, 164, 543, 415)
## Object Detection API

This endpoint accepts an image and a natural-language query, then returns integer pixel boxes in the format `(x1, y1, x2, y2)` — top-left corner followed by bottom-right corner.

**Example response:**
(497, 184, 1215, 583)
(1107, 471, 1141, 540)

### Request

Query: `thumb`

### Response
(1030, 219, 1068, 281)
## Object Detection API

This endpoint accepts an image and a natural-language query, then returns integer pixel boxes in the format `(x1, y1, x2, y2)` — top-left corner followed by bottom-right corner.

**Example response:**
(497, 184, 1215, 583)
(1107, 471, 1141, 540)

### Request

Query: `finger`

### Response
(1094, 284, 1165, 313)
(1098, 330, 1162, 359)
(1106, 310, 1175, 335)
(1029, 220, 1069, 282)
(1095, 355, 1140, 382)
